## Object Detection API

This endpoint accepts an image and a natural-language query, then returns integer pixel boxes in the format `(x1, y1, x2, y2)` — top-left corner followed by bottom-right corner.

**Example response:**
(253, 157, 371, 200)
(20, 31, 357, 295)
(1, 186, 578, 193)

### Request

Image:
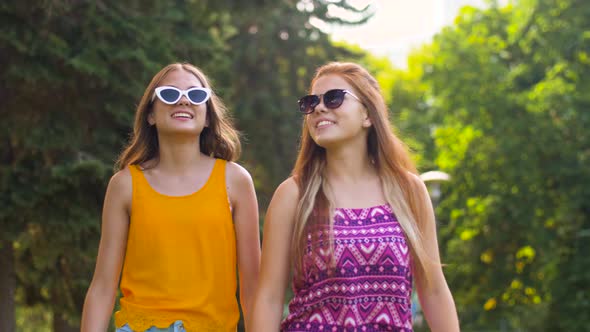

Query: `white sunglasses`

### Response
(152, 86, 212, 105)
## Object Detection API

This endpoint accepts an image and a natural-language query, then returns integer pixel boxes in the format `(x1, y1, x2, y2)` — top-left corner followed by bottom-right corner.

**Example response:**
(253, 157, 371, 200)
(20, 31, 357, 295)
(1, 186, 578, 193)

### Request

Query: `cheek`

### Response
(306, 119, 318, 137)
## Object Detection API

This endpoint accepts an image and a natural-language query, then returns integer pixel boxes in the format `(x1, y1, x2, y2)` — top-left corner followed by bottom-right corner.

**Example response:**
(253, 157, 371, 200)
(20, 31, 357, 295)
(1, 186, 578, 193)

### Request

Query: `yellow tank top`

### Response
(115, 159, 238, 332)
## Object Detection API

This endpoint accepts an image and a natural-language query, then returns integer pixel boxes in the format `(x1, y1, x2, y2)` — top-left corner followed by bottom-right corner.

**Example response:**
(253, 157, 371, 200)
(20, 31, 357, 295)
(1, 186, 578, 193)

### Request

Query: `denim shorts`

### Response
(116, 320, 185, 332)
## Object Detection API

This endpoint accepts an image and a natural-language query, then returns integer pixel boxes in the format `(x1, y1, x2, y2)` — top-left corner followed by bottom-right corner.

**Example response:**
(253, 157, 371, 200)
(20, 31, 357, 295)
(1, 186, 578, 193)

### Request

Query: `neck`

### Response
(324, 140, 375, 184)
(156, 134, 204, 172)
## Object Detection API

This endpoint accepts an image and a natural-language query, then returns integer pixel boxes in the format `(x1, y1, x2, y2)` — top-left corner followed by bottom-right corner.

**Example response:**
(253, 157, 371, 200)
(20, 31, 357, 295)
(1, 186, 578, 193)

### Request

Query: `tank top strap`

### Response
(206, 159, 228, 192)
(127, 164, 145, 197)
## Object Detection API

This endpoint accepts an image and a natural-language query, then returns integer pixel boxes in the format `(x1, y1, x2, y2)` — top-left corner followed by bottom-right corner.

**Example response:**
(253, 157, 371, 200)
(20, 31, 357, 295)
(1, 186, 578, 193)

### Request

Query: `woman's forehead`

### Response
(312, 74, 352, 94)
(160, 69, 203, 88)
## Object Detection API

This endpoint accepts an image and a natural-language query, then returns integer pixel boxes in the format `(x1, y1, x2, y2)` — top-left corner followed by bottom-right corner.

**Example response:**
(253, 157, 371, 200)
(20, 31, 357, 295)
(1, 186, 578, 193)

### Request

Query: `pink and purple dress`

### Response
(281, 204, 413, 332)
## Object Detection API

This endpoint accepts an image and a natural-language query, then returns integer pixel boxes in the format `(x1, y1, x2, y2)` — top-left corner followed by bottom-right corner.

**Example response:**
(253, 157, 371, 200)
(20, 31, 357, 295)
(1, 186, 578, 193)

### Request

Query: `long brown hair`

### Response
(116, 63, 241, 170)
(291, 62, 433, 285)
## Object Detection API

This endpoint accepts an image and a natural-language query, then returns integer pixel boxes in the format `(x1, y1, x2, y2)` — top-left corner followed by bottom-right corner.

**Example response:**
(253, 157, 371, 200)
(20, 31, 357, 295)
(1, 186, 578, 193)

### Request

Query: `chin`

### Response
(160, 127, 204, 137)
(312, 135, 342, 149)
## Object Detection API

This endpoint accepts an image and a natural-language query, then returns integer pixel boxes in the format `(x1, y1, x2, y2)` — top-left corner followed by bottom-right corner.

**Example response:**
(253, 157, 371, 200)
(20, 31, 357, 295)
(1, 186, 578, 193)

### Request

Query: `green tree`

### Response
(399, 0, 589, 329)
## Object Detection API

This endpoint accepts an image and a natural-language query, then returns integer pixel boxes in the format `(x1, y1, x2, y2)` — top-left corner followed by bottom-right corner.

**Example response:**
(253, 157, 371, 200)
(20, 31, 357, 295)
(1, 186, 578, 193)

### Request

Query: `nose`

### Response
(177, 94, 191, 105)
(314, 97, 328, 113)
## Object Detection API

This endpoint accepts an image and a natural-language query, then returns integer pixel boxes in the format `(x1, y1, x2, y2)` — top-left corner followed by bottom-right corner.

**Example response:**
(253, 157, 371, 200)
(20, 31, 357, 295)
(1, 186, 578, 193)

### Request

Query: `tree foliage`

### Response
(396, 0, 590, 330)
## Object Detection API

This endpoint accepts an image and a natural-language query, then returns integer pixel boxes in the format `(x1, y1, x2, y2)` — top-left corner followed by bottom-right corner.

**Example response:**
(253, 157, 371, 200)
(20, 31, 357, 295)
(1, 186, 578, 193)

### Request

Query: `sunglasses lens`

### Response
(324, 89, 346, 109)
(298, 95, 319, 113)
(159, 88, 180, 103)
(187, 89, 209, 104)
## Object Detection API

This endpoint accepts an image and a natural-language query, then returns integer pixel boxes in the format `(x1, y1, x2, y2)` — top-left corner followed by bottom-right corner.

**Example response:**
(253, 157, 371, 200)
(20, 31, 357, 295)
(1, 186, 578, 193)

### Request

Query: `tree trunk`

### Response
(52, 312, 79, 332)
(0, 240, 16, 332)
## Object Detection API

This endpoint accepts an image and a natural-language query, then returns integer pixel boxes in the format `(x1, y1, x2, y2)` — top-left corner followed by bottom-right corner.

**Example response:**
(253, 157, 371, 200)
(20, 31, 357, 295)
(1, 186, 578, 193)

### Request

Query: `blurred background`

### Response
(1, 0, 588, 331)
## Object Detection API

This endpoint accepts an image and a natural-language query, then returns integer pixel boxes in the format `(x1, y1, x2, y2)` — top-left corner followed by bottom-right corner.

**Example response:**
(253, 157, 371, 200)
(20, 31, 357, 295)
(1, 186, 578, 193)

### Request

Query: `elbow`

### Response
(84, 282, 119, 310)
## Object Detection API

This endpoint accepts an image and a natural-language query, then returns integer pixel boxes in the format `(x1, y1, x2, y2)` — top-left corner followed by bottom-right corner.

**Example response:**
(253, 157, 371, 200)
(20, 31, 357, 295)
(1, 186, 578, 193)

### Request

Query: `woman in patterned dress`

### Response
(250, 62, 459, 331)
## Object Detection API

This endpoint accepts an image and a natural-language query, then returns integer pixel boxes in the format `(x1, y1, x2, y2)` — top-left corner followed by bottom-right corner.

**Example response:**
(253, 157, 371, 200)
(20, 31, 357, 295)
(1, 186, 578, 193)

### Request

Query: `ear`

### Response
(362, 109, 372, 128)
(147, 112, 155, 126)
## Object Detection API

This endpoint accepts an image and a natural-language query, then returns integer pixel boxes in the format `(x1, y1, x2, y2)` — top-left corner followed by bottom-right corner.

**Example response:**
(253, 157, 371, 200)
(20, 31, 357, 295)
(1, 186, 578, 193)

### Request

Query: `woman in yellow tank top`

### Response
(81, 63, 261, 332)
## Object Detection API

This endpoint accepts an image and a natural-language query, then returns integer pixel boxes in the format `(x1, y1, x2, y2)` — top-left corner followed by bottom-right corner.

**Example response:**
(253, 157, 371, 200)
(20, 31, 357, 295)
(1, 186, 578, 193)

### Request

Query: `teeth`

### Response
(172, 112, 192, 119)
(317, 120, 334, 128)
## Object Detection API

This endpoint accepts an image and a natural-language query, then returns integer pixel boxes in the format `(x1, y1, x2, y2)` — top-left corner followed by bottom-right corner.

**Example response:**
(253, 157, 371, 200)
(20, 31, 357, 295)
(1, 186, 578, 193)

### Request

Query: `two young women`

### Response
(82, 62, 459, 331)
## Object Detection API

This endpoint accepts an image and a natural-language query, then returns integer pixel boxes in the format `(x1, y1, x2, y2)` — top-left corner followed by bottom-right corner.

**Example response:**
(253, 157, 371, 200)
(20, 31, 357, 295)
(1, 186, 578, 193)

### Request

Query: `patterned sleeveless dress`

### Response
(281, 204, 413, 332)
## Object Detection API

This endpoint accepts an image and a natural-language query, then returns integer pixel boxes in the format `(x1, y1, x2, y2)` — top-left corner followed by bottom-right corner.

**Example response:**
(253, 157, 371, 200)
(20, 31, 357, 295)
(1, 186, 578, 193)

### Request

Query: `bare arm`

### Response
(248, 178, 299, 332)
(411, 174, 460, 332)
(227, 162, 261, 328)
(81, 169, 132, 332)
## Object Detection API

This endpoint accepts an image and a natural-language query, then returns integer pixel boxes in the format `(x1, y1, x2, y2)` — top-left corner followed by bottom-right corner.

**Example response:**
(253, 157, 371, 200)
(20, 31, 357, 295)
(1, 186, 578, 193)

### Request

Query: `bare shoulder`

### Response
(106, 167, 133, 210)
(225, 161, 254, 186)
(109, 167, 132, 191)
(407, 172, 429, 196)
(264, 176, 300, 230)
(406, 171, 436, 230)
(225, 161, 257, 209)
(266, 176, 300, 217)
(273, 176, 299, 203)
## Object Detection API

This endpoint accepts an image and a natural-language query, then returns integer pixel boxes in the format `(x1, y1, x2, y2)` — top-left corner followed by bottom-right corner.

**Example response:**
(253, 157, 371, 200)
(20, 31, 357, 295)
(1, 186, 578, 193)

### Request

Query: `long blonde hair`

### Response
(116, 63, 241, 170)
(291, 62, 433, 285)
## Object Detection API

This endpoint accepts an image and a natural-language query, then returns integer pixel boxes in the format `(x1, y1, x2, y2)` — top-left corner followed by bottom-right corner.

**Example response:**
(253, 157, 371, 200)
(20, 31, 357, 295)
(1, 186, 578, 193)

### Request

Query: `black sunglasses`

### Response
(297, 89, 361, 114)
(152, 86, 211, 105)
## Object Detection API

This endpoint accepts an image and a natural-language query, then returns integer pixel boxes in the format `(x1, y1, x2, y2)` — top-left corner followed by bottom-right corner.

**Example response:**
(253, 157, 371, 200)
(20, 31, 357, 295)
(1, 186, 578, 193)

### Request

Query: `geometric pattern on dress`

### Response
(282, 204, 413, 332)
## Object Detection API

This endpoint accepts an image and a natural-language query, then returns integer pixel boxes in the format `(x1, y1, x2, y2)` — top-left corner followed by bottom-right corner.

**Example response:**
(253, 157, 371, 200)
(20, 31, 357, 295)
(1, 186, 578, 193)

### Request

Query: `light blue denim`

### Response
(116, 320, 185, 332)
